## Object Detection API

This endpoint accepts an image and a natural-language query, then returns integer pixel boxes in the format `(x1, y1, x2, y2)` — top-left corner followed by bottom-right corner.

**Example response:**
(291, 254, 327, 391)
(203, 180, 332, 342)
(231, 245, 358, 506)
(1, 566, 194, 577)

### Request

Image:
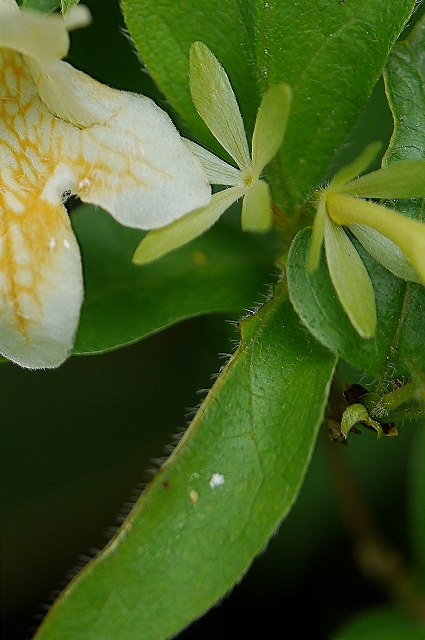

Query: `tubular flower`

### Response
(307, 142, 425, 338)
(133, 41, 291, 265)
(0, 0, 210, 369)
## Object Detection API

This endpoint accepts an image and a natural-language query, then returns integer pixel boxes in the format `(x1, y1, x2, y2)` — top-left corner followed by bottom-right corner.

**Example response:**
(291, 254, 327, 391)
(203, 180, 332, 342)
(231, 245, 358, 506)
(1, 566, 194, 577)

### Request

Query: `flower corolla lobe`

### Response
(133, 42, 292, 265)
(0, 1, 210, 368)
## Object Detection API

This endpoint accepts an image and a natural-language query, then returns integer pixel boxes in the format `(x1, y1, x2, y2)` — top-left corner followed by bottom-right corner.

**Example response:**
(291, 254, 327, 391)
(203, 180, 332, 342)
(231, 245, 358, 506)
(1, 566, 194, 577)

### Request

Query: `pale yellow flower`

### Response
(133, 42, 291, 265)
(308, 142, 425, 337)
(0, 0, 210, 368)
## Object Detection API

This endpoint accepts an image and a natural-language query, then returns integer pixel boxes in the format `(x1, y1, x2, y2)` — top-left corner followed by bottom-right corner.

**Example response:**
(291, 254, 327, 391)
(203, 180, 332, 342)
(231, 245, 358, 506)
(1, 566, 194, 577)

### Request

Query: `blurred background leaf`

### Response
(333, 606, 425, 640)
(20, 0, 60, 11)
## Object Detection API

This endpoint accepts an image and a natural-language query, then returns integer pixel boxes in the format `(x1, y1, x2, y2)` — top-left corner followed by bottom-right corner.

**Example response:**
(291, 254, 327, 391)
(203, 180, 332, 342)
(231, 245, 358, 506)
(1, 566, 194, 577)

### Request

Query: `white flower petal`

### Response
(241, 179, 272, 232)
(325, 218, 376, 338)
(24, 59, 212, 227)
(133, 186, 244, 265)
(0, 3, 90, 61)
(184, 139, 241, 186)
(190, 42, 251, 171)
(0, 196, 83, 369)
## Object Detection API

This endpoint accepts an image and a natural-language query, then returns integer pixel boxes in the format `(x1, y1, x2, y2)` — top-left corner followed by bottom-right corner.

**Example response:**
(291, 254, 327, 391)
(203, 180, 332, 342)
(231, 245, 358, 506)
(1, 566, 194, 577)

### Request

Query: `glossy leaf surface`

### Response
(72, 205, 277, 355)
(34, 286, 335, 640)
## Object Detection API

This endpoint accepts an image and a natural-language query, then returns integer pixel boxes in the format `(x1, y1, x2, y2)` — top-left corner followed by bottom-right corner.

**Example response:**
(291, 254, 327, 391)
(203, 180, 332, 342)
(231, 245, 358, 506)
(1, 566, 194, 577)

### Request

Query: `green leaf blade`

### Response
(61, 0, 79, 14)
(253, 0, 416, 209)
(34, 287, 336, 640)
(72, 205, 277, 356)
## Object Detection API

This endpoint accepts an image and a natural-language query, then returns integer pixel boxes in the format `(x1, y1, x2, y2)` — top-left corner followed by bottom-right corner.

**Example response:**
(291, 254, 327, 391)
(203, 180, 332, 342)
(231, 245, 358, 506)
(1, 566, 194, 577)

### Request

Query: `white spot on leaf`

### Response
(209, 472, 225, 489)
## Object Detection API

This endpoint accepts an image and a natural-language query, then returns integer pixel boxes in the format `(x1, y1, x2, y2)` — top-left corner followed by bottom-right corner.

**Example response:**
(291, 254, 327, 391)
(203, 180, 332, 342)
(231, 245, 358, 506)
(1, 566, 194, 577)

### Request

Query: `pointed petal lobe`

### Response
(324, 218, 376, 338)
(241, 179, 272, 232)
(331, 141, 382, 188)
(340, 159, 425, 198)
(133, 187, 244, 265)
(190, 42, 251, 170)
(251, 84, 292, 175)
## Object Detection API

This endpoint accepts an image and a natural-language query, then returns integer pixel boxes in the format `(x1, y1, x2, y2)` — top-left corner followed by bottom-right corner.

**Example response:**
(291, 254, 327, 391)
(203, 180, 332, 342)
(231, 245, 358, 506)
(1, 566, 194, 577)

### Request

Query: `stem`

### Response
(378, 381, 418, 415)
(325, 435, 425, 622)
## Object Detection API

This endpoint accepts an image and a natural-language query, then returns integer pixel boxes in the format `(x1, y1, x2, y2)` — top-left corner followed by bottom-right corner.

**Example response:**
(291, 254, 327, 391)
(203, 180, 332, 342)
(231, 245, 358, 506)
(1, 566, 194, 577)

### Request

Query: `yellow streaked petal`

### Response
(0, 194, 83, 369)
(190, 42, 251, 171)
(241, 179, 272, 232)
(251, 84, 292, 176)
(73, 78, 210, 227)
(327, 192, 425, 285)
(324, 217, 376, 338)
(133, 187, 244, 265)
(23, 58, 212, 226)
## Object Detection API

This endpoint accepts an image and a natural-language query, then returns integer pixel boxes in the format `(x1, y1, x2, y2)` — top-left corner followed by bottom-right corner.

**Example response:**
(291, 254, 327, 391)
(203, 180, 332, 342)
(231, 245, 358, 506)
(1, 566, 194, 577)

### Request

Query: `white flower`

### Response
(0, 0, 210, 369)
(133, 41, 291, 265)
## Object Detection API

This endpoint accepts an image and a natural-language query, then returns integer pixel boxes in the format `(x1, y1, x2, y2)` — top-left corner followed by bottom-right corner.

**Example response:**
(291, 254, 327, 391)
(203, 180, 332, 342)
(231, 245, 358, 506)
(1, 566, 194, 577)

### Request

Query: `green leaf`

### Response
(410, 425, 425, 584)
(121, 0, 417, 211)
(61, 0, 79, 14)
(21, 0, 59, 12)
(72, 205, 277, 355)
(333, 606, 425, 640)
(34, 285, 335, 640)
(256, 0, 416, 209)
